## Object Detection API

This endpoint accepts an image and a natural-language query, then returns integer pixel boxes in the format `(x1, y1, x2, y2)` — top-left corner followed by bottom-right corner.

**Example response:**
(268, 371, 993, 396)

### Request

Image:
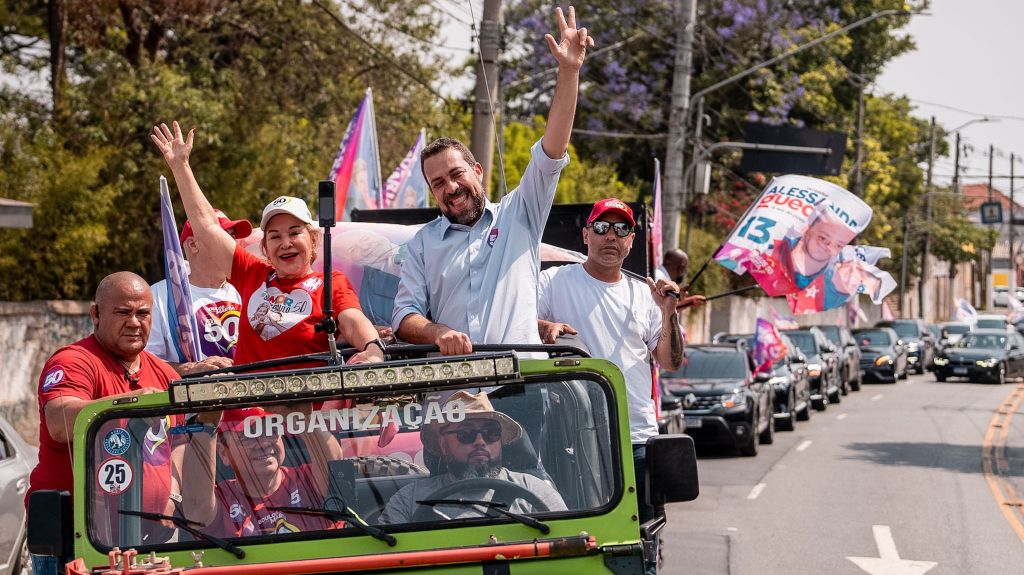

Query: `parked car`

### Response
(874, 319, 937, 374)
(0, 415, 36, 575)
(932, 329, 1024, 384)
(853, 327, 909, 383)
(782, 327, 841, 409)
(661, 345, 775, 456)
(975, 314, 1010, 331)
(993, 286, 1010, 307)
(815, 325, 863, 393)
(712, 333, 812, 432)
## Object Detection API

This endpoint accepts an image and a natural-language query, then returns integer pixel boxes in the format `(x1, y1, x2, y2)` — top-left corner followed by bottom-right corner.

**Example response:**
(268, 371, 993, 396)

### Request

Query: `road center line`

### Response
(796, 439, 812, 452)
(837, 413, 848, 420)
(982, 382, 1024, 543)
(871, 394, 884, 401)
(747, 483, 766, 500)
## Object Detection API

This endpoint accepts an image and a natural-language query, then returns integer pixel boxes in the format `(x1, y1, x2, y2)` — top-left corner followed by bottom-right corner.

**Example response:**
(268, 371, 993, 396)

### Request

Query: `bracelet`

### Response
(169, 492, 183, 504)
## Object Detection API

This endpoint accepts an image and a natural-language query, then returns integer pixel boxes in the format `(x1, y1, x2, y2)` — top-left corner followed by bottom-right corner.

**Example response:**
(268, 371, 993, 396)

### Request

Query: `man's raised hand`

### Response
(544, 6, 594, 71)
(150, 121, 194, 170)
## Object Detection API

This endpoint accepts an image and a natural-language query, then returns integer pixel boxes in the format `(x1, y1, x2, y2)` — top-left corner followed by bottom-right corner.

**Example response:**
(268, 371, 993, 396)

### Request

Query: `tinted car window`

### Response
(945, 324, 970, 335)
(817, 326, 841, 345)
(665, 350, 748, 379)
(855, 330, 892, 346)
(976, 319, 1006, 329)
(885, 322, 918, 338)
(783, 332, 817, 356)
(960, 334, 1007, 349)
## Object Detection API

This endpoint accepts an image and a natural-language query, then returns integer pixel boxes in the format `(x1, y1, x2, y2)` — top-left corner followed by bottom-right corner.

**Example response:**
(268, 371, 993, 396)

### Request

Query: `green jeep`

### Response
(28, 346, 698, 574)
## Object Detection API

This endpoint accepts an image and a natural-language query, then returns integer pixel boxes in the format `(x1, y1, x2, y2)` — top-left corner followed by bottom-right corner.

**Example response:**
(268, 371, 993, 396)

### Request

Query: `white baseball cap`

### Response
(260, 196, 315, 230)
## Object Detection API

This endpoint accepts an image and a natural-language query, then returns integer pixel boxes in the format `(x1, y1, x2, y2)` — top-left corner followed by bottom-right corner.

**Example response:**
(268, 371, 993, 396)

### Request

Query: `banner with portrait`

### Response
(158, 177, 201, 363)
(714, 175, 895, 314)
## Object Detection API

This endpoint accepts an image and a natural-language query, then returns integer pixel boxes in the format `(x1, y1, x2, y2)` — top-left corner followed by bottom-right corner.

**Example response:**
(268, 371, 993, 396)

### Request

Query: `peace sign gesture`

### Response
(544, 6, 594, 71)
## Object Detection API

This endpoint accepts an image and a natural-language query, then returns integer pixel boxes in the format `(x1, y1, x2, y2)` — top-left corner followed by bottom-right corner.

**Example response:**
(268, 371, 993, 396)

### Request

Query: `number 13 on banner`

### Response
(737, 216, 776, 244)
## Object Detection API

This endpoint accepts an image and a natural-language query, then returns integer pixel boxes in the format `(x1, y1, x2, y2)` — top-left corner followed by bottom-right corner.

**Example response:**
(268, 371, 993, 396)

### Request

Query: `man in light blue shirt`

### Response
(392, 6, 593, 355)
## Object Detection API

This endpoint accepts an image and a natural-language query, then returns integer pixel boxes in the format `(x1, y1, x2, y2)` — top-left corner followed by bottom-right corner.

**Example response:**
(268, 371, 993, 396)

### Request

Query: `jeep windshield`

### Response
(84, 361, 618, 553)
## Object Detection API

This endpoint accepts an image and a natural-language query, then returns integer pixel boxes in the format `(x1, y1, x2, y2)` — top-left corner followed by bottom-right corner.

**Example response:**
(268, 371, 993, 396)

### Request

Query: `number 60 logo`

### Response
(97, 457, 133, 495)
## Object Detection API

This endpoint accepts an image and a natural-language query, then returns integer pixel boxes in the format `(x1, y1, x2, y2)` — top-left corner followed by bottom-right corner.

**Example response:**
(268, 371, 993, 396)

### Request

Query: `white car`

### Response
(0, 415, 35, 575)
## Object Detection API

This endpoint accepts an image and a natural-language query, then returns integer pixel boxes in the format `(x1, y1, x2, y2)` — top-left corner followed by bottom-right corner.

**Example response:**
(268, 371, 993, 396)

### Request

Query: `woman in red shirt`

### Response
(151, 122, 384, 366)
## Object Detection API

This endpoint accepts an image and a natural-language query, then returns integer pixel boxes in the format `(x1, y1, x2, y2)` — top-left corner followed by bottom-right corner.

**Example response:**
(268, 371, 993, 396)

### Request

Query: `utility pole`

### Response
(470, 0, 503, 195)
(900, 214, 909, 318)
(985, 143, 994, 310)
(919, 117, 935, 320)
(663, 0, 697, 251)
(853, 80, 865, 196)
(1012, 153, 1017, 293)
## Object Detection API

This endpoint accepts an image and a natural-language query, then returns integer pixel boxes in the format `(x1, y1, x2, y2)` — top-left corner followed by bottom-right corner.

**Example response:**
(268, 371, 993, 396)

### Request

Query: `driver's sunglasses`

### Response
(589, 220, 634, 238)
(443, 426, 502, 445)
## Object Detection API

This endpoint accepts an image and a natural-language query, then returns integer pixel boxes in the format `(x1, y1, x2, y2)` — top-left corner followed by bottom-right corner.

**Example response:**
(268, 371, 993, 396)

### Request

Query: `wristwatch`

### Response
(362, 338, 387, 354)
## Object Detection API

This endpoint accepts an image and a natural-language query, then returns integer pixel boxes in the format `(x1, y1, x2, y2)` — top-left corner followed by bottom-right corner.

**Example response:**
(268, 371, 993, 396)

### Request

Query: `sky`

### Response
(875, 0, 1024, 190)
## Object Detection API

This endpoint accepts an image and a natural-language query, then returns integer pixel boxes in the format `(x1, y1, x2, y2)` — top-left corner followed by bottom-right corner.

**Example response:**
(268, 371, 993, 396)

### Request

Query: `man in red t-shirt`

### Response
(180, 406, 344, 538)
(28, 272, 181, 575)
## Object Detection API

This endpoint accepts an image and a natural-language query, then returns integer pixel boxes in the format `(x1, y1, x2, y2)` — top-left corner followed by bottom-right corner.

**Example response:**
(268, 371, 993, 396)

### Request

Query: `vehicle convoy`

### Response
(27, 347, 698, 574)
(814, 325, 862, 393)
(660, 345, 774, 456)
(874, 319, 936, 374)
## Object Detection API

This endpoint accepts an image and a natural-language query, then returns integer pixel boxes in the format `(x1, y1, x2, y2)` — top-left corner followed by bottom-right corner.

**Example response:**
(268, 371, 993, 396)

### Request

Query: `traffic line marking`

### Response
(846, 525, 937, 574)
(747, 483, 766, 500)
(982, 382, 1024, 543)
(796, 439, 812, 452)
(837, 413, 848, 420)
(871, 394, 884, 401)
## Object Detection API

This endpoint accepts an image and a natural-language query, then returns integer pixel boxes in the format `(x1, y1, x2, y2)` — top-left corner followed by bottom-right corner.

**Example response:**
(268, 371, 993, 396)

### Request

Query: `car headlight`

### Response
(719, 392, 743, 409)
(933, 357, 949, 366)
(874, 355, 893, 366)
(976, 358, 999, 368)
(768, 376, 787, 386)
(807, 363, 821, 377)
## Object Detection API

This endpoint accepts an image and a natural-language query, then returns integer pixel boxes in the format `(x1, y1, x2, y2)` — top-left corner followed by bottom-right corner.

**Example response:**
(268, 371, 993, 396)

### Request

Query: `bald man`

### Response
(656, 248, 705, 310)
(28, 272, 181, 575)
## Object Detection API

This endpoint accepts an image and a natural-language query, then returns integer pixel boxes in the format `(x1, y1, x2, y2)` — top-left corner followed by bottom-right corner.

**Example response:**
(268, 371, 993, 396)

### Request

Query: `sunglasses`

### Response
(590, 220, 634, 238)
(443, 425, 502, 445)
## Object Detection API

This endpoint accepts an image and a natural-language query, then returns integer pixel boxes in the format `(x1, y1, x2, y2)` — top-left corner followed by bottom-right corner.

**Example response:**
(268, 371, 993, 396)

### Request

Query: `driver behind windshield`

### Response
(379, 391, 566, 524)
(180, 406, 344, 537)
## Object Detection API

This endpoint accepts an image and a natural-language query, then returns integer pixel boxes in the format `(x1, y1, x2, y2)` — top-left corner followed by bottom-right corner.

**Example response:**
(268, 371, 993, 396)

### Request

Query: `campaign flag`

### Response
(882, 300, 896, 321)
(158, 176, 201, 363)
(955, 298, 978, 325)
(714, 174, 894, 314)
(651, 159, 664, 273)
(1007, 293, 1024, 324)
(383, 129, 429, 209)
(327, 88, 383, 221)
(753, 318, 787, 373)
(770, 308, 800, 330)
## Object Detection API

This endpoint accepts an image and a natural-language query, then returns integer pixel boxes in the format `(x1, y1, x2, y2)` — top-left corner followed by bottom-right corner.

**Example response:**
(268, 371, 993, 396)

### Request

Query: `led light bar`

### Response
(170, 352, 521, 406)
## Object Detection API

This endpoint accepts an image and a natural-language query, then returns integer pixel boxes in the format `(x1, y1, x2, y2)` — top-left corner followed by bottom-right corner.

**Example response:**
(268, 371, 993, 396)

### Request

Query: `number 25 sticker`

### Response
(97, 457, 133, 495)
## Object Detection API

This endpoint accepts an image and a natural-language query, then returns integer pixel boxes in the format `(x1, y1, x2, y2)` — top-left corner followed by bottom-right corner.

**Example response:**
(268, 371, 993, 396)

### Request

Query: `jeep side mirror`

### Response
(27, 490, 73, 559)
(646, 435, 699, 505)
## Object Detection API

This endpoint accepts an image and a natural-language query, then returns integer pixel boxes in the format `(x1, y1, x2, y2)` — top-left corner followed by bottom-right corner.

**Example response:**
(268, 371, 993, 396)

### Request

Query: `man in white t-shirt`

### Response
(147, 210, 252, 375)
(536, 198, 689, 572)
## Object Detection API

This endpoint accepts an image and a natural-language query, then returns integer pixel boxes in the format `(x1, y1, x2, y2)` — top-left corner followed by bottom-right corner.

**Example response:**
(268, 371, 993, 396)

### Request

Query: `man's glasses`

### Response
(443, 426, 502, 445)
(590, 220, 634, 238)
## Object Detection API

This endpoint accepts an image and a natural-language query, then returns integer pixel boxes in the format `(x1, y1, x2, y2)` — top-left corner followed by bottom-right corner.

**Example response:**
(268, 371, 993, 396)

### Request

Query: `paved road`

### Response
(662, 372, 1024, 574)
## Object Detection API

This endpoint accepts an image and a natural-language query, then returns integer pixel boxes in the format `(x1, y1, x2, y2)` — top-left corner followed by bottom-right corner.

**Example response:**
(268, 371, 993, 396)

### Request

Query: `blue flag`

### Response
(159, 176, 201, 363)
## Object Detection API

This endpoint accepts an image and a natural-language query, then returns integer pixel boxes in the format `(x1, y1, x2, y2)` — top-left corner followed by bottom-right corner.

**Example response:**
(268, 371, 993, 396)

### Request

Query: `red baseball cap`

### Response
(180, 209, 253, 245)
(218, 407, 267, 433)
(587, 198, 635, 226)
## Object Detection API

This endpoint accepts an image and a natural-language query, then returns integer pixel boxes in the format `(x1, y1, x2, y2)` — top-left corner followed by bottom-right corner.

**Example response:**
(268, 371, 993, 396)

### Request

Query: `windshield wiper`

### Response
(118, 510, 245, 559)
(266, 500, 396, 546)
(416, 498, 550, 534)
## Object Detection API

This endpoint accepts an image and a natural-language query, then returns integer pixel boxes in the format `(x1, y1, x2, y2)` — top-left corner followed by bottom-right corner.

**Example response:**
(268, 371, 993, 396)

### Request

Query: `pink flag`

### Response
(327, 89, 382, 221)
(882, 300, 896, 321)
(770, 308, 800, 330)
(383, 129, 429, 209)
(753, 318, 787, 373)
(651, 159, 663, 271)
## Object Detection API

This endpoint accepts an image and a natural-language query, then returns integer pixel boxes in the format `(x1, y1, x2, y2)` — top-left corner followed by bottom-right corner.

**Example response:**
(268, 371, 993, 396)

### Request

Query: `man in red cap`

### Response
(146, 209, 253, 375)
(536, 198, 696, 574)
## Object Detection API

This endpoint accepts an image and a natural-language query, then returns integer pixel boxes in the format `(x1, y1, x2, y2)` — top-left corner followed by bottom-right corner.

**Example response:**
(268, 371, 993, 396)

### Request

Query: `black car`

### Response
(815, 325, 863, 393)
(716, 333, 812, 432)
(853, 327, 908, 383)
(932, 329, 1024, 384)
(782, 328, 842, 409)
(874, 319, 937, 374)
(661, 345, 775, 456)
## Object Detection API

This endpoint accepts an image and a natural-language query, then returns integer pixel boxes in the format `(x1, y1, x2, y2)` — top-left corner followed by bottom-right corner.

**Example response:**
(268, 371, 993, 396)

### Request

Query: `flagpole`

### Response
(366, 87, 384, 208)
